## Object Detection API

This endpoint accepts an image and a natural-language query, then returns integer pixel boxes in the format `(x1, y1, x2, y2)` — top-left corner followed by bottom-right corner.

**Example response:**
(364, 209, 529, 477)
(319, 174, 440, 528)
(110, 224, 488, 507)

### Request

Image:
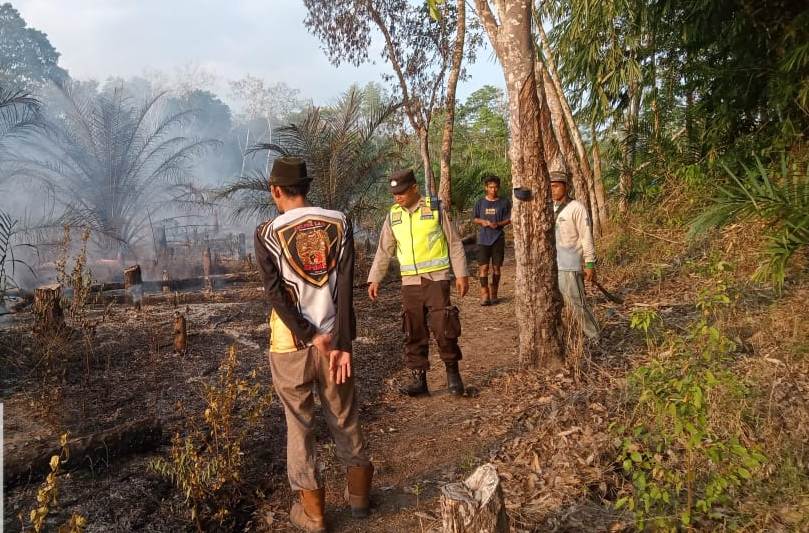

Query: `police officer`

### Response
(367, 169, 469, 396)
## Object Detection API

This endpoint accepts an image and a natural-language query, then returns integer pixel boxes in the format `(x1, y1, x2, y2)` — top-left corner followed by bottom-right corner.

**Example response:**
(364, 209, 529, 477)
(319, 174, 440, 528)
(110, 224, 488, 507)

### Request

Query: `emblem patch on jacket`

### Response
(277, 218, 342, 287)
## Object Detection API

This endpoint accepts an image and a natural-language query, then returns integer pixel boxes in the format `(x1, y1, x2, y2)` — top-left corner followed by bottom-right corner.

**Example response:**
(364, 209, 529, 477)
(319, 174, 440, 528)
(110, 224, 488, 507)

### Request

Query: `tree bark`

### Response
(441, 463, 509, 533)
(475, 0, 564, 368)
(536, 65, 565, 174)
(34, 283, 65, 332)
(590, 122, 608, 225)
(418, 127, 437, 196)
(539, 62, 596, 235)
(536, 21, 608, 231)
(439, 0, 466, 210)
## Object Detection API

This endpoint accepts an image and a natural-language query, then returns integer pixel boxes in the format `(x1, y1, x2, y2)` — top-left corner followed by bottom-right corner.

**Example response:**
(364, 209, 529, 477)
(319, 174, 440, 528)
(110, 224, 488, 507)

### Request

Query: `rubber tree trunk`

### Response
(536, 64, 565, 174)
(419, 127, 436, 197)
(590, 122, 607, 225)
(475, 0, 564, 368)
(536, 21, 608, 231)
(438, 0, 466, 211)
(539, 62, 595, 235)
(540, 63, 597, 235)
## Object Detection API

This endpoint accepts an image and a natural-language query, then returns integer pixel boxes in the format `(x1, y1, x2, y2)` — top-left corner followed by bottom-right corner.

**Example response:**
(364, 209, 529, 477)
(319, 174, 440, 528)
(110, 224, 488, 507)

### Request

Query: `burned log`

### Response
(173, 311, 187, 354)
(4, 417, 164, 489)
(124, 264, 143, 310)
(441, 463, 509, 533)
(34, 283, 65, 332)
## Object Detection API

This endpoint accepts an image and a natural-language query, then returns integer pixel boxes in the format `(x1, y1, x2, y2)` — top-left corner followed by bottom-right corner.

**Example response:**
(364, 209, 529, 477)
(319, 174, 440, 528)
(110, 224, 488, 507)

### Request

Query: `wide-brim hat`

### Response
(388, 169, 417, 194)
(268, 157, 312, 187)
(549, 170, 569, 184)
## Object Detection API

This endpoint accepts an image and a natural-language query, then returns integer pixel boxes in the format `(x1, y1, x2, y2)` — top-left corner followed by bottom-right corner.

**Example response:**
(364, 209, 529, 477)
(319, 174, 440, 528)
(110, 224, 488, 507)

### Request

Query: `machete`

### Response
(592, 280, 624, 304)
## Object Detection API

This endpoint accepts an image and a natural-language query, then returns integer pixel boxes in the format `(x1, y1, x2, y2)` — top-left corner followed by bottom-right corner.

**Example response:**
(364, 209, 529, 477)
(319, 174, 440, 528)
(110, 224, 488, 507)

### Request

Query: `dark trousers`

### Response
(401, 278, 463, 370)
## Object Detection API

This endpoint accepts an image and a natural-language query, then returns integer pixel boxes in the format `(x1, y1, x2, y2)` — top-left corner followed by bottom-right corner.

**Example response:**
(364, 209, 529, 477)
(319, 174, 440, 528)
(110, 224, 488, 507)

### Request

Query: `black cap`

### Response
(388, 169, 417, 194)
(268, 157, 312, 187)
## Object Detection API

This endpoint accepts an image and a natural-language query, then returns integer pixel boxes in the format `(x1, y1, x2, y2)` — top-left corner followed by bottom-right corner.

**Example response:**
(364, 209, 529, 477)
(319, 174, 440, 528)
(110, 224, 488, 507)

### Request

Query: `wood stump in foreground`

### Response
(440, 463, 509, 533)
(34, 283, 65, 332)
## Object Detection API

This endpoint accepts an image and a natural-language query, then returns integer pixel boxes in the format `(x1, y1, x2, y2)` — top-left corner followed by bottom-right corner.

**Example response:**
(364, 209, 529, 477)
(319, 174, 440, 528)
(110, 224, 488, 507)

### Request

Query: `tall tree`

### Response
(0, 3, 68, 90)
(535, 20, 607, 234)
(304, 0, 462, 203)
(473, 0, 564, 367)
(437, 0, 467, 209)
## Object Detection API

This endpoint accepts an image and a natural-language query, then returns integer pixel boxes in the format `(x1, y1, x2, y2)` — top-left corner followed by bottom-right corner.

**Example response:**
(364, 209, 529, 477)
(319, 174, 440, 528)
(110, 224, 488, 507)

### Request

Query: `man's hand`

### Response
(584, 268, 595, 283)
(487, 221, 498, 229)
(367, 282, 379, 301)
(311, 332, 333, 357)
(329, 350, 352, 384)
(456, 276, 469, 297)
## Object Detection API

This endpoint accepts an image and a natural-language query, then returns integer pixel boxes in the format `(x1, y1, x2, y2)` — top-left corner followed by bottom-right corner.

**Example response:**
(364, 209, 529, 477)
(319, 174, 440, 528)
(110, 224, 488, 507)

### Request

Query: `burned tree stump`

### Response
(173, 312, 187, 354)
(238, 232, 246, 260)
(34, 284, 65, 332)
(441, 463, 509, 533)
(124, 264, 143, 310)
(161, 270, 171, 293)
(202, 247, 213, 292)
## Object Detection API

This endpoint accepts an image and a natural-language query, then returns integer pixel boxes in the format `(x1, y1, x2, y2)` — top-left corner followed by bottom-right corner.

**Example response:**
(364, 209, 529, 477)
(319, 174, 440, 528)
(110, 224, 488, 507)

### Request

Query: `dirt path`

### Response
(259, 252, 529, 532)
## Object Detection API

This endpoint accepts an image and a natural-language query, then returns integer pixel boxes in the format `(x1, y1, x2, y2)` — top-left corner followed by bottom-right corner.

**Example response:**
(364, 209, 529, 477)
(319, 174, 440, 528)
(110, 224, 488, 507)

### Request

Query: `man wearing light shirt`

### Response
(550, 171, 600, 340)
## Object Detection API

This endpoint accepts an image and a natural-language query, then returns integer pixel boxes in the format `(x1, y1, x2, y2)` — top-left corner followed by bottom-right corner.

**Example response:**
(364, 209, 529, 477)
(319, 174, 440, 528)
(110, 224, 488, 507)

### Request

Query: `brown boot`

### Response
(289, 488, 326, 532)
(344, 463, 374, 518)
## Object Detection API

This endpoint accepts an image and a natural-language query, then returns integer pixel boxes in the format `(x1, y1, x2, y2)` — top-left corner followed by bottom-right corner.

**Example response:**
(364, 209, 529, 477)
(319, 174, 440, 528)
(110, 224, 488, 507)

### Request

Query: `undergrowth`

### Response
(150, 345, 272, 532)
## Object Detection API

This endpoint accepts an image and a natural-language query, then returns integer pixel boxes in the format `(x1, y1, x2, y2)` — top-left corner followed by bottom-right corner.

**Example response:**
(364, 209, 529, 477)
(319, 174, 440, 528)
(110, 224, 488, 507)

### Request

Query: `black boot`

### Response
(445, 362, 465, 396)
(399, 369, 429, 397)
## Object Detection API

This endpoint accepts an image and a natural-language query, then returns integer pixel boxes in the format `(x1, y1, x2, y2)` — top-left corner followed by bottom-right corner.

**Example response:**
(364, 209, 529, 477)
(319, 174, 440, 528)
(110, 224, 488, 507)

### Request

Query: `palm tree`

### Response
(9, 82, 219, 256)
(218, 85, 399, 221)
(0, 87, 40, 295)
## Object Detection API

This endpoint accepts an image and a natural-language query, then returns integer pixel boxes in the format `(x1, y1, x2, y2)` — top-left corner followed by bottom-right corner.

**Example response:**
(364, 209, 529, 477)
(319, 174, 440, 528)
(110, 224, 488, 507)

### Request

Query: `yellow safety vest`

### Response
(389, 196, 450, 276)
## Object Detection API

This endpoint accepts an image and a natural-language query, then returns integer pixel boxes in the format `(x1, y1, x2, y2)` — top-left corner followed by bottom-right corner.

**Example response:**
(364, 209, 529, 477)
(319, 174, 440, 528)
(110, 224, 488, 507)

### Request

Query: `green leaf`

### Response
(737, 467, 752, 479)
(681, 510, 691, 525)
(615, 496, 629, 510)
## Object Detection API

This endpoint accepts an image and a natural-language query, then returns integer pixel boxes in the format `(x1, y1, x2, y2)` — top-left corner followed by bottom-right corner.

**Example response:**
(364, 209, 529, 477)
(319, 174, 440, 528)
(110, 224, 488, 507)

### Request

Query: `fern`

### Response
(691, 155, 809, 289)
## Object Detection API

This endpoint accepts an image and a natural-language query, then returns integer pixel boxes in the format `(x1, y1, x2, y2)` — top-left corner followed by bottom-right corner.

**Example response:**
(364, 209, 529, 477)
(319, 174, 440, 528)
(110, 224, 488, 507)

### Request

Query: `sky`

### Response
(13, 0, 506, 107)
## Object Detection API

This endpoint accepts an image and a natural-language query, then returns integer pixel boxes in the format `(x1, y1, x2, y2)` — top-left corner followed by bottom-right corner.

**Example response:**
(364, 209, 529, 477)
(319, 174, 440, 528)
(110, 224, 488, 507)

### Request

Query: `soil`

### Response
(6, 234, 797, 532)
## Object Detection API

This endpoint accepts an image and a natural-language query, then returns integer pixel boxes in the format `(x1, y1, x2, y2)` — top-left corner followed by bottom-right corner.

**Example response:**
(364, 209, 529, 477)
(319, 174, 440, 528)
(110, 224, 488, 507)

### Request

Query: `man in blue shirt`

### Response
(473, 175, 512, 305)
